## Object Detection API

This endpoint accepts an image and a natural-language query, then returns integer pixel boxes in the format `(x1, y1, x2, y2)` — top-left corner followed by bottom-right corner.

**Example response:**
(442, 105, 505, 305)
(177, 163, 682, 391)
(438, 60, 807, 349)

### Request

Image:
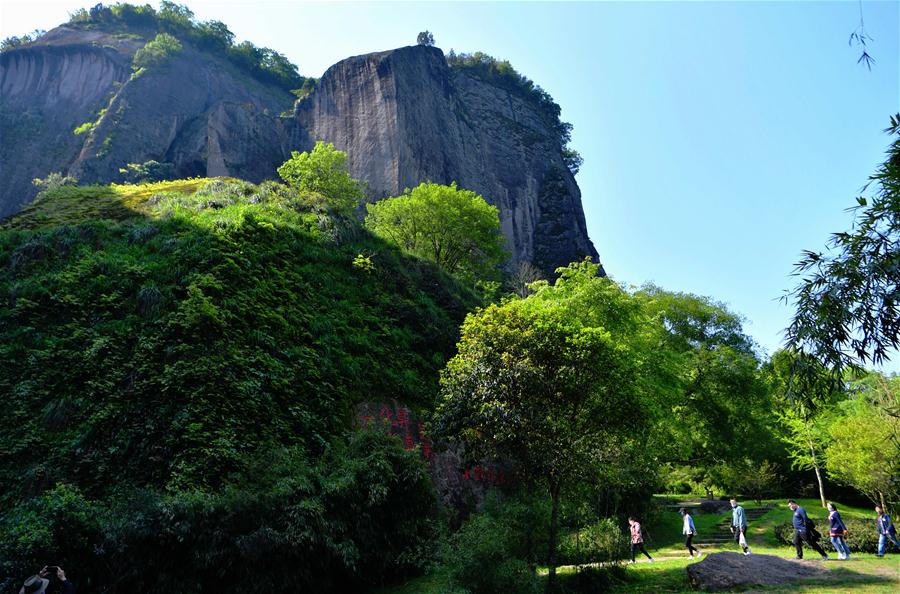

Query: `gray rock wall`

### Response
(1, 33, 598, 272)
(297, 45, 598, 273)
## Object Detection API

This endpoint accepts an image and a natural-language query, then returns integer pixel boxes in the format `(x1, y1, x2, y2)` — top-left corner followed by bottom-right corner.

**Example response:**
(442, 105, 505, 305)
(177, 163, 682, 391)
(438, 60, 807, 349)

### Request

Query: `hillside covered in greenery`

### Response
(0, 173, 482, 590)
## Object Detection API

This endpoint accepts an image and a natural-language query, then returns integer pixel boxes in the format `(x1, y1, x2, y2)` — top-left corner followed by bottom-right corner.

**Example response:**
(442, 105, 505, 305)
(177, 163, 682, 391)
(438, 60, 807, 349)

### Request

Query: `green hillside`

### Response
(0, 178, 476, 503)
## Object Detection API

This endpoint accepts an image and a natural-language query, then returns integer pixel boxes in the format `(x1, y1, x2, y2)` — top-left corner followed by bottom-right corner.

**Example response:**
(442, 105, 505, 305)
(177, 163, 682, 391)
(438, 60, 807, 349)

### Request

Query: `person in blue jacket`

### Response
(875, 505, 900, 557)
(788, 499, 828, 560)
(730, 498, 752, 555)
(827, 502, 851, 560)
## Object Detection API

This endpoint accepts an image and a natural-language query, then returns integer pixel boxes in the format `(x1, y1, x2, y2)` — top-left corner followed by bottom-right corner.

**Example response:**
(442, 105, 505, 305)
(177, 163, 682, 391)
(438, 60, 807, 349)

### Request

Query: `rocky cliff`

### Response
(1, 28, 598, 272)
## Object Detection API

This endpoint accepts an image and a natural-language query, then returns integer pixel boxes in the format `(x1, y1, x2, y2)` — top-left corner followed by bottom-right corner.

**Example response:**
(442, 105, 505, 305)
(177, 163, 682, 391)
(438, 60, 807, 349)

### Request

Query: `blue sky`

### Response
(2, 1, 899, 364)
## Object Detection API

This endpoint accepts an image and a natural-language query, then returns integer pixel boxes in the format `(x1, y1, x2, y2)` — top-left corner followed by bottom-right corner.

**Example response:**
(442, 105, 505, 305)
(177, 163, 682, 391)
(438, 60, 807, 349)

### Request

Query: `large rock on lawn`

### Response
(686, 552, 831, 591)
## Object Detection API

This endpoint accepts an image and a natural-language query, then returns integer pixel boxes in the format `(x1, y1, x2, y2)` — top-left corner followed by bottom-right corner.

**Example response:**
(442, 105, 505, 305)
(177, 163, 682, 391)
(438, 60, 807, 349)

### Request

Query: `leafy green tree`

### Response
(416, 31, 435, 46)
(365, 182, 507, 281)
(785, 115, 900, 379)
(767, 349, 841, 507)
(825, 373, 900, 511)
(277, 141, 364, 214)
(637, 286, 778, 494)
(132, 32, 183, 72)
(434, 261, 652, 587)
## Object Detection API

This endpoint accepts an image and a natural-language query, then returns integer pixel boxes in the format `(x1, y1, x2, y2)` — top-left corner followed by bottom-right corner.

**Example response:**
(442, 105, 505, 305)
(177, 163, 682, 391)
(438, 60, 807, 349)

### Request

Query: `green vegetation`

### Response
(72, 121, 95, 136)
(435, 260, 654, 586)
(66, 2, 305, 91)
(365, 181, 508, 282)
(277, 141, 365, 214)
(0, 164, 481, 590)
(417, 31, 435, 47)
(785, 114, 900, 377)
(0, 29, 45, 52)
(4, 115, 900, 593)
(118, 160, 177, 184)
(131, 31, 182, 71)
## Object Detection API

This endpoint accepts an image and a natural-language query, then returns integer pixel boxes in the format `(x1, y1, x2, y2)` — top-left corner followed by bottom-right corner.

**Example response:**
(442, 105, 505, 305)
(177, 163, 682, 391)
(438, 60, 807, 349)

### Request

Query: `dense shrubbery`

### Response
(557, 519, 630, 566)
(0, 431, 438, 593)
(773, 518, 880, 554)
(65, 2, 305, 91)
(0, 177, 476, 508)
(446, 50, 582, 174)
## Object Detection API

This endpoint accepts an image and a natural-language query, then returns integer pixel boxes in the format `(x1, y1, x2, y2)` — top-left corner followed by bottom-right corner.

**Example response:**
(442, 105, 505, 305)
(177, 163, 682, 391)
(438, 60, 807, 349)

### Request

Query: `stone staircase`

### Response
(693, 506, 773, 549)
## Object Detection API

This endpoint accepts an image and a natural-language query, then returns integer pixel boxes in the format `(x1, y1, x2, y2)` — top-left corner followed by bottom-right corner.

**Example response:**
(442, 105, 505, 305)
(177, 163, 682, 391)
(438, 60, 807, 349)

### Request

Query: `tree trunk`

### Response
(546, 481, 561, 591)
(805, 420, 827, 508)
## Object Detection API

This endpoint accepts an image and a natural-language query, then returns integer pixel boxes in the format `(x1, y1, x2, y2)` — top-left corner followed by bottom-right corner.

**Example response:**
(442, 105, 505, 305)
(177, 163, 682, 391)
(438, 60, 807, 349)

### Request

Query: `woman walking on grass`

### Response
(628, 516, 654, 563)
(680, 508, 702, 558)
(827, 502, 851, 560)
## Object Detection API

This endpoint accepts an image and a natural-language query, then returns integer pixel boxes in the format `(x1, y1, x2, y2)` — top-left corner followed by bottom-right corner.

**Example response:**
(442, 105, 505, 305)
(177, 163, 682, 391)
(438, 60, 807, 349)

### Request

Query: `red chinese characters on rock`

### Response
(462, 464, 506, 485)
(356, 402, 505, 486)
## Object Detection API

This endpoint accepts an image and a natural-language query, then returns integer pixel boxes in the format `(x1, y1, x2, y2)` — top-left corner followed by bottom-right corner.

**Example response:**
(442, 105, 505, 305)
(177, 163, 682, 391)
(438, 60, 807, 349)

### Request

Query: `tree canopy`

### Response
(277, 141, 365, 214)
(434, 260, 653, 585)
(785, 114, 900, 376)
(365, 182, 508, 281)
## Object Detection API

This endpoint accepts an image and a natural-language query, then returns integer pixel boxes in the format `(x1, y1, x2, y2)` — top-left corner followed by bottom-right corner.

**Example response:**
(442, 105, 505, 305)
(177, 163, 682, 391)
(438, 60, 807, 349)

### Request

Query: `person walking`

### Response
(788, 499, 828, 560)
(628, 516, 654, 563)
(875, 505, 900, 557)
(827, 502, 851, 560)
(730, 498, 752, 555)
(680, 508, 701, 558)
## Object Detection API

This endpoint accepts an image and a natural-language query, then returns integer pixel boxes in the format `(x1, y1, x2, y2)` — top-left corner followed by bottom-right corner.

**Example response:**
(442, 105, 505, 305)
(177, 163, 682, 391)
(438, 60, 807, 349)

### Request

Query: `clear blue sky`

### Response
(2, 1, 899, 365)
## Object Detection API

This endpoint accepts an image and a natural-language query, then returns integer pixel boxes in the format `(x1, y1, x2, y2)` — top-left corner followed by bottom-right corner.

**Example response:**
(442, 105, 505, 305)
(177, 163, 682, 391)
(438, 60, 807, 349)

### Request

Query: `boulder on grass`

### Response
(686, 552, 831, 592)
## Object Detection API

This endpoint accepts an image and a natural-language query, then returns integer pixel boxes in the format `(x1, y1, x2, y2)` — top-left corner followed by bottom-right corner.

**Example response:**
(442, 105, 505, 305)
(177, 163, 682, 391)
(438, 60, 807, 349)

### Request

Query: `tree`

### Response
(636, 286, 778, 494)
(825, 373, 900, 511)
(416, 31, 435, 46)
(132, 33, 183, 72)
(766, 349, 848, 508)
(365, 182, 508, 281)
(277, 141, 364, 214)
(784, 115, 900, 381)
(434, 261, 651, 587)
(507, 261, 544, 298)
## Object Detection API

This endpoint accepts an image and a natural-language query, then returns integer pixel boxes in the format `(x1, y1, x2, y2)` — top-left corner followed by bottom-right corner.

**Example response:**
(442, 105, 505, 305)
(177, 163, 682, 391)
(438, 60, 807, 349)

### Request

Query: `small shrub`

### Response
(557, 565, 628, 594)
(773, 518, 880, 553)
(558, 518, 629, 566)
(445, 513, 541, 594)
(119, 161, 177, 184)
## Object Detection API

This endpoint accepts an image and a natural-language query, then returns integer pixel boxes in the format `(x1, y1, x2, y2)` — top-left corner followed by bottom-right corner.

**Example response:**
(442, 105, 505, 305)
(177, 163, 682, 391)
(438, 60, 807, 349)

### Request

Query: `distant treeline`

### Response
(62, 1, 307, 92)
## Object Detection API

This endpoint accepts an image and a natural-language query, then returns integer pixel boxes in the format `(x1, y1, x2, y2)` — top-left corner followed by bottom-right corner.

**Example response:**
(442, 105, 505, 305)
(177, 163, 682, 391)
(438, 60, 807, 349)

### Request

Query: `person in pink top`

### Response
(628, 516, 655, 563)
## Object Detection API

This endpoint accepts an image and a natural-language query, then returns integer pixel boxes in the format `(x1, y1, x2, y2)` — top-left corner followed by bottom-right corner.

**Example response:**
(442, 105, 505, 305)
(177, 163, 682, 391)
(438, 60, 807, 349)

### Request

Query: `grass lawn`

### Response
(376, 497, 899, 593)
(607, 497, 899, 593)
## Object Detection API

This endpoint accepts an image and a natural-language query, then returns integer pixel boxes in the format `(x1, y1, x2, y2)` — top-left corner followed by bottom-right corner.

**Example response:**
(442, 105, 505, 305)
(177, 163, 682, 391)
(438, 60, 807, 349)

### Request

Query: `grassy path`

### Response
(376, 497, 899, 593)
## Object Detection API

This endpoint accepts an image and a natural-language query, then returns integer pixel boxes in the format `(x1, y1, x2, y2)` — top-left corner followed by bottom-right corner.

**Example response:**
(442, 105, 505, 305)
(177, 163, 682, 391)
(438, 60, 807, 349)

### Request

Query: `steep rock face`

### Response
(0, 42, 130, 219)
(296, 46, 598, 273)
(2, 35, 598, 272)
(0, 27, 295, 219)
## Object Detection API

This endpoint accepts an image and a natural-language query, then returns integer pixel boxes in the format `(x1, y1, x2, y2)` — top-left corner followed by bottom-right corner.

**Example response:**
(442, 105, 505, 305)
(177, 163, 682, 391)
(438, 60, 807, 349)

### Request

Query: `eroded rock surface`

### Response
(2, 31, 598, 271)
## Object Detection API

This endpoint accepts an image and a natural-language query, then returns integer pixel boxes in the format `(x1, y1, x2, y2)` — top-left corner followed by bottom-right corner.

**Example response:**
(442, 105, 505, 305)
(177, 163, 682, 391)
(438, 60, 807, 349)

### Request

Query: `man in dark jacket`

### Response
(19, 566, 76, 594)
(788, 500, 828, 560)
(875, 505, 900, 557)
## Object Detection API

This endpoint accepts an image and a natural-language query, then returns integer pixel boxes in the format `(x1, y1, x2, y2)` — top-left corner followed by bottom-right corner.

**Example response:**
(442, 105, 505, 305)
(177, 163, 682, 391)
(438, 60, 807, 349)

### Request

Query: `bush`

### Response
(773, 517, 880, 553)
(0, 432, 438, 593)
(558, 518, 630, 566)
(132, 32, 182, 71)
(444, 512, 541, 594)
(119, 161, 177, 184)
